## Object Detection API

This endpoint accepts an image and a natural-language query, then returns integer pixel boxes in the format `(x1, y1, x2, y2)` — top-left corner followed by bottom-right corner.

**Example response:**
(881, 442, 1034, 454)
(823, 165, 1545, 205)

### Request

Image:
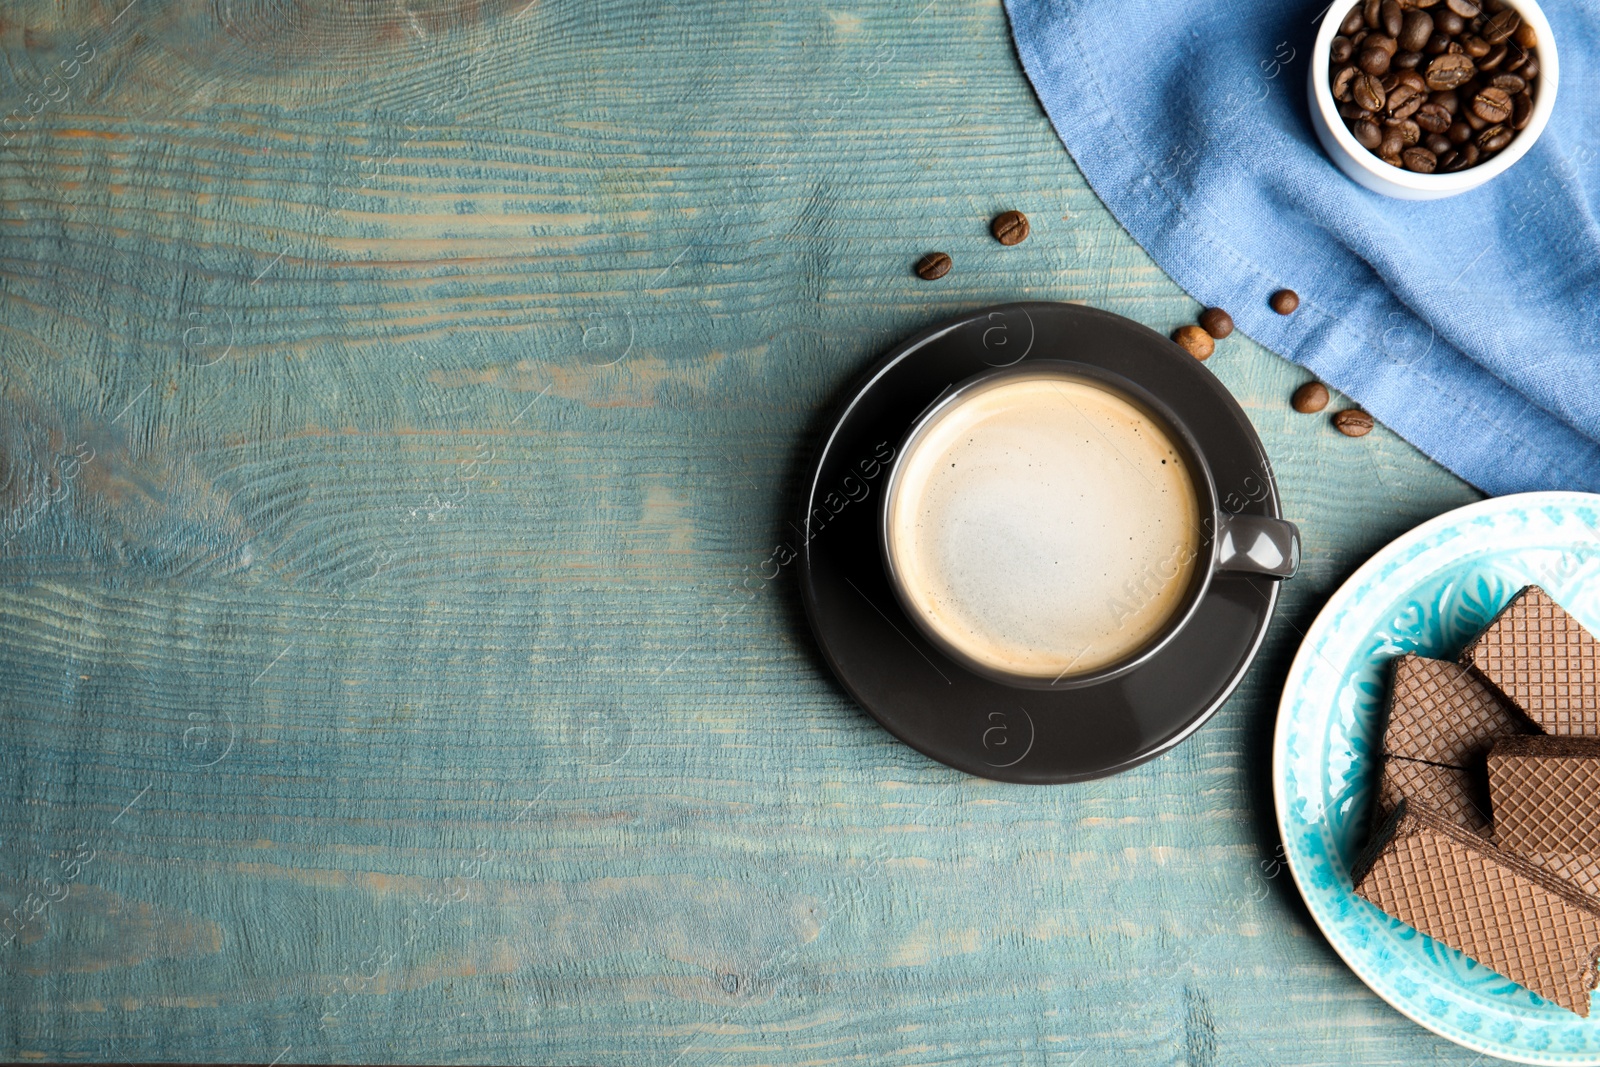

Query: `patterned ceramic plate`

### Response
(1274, 492, 1600, 1064)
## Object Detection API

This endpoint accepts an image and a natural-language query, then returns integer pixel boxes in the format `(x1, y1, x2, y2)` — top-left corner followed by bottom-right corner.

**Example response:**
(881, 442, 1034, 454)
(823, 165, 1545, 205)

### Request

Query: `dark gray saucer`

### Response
(797, 302, 1285, 784)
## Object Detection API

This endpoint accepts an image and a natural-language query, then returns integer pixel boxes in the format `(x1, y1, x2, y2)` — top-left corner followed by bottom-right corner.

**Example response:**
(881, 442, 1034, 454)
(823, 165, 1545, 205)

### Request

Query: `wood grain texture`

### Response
(0, 0, 1485, 1063)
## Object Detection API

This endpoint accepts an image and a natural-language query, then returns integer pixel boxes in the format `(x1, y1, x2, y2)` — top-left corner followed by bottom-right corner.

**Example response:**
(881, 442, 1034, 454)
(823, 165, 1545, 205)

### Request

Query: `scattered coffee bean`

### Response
(1173, 325, 1215, 360)
(1329, 0, 1539, 173)
(914, 252, 951, 280)
(1198, 307, 1235, 339)
(991, 210, 1030, 246)
(1270, 289, 1300, 315)
(1333, 408, 1375, 436)
(1288, 382, 1328, 415)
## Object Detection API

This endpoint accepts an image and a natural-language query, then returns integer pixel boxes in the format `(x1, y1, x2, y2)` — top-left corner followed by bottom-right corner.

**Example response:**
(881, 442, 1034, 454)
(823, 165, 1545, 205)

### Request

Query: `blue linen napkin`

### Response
(1005, 0, 1600, 496)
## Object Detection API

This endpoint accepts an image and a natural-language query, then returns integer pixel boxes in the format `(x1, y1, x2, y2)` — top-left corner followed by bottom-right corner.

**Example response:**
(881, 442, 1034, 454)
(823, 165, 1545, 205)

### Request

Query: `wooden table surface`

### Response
(0, 0, 1490, 1063)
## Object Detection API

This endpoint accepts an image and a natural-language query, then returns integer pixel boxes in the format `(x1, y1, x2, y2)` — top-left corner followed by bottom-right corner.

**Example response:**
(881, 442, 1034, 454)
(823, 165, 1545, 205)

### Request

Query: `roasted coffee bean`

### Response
(1425, 53, 1476, 89)
(1333, 65, 1359, 100)
(1461, 34, 1490, 58)
(1477, 124, 1513, 151)
(1387, 83, 1427, 119)
(1392, 118, 1422, 146)
(1342, 5, 1366, 34)
(1198, 307, 1234, 339)
(1399, 9, 1434, 50)
(1464, 107, 1488, 130)
(1364, 0, 1383, 28)
(1504, 46, 1528, 72)
(1353, 72, 1388, 111)
(1339, 101, 1374, 121)
(1415, 102, 1453, 132)
(1425, 30, 1451, 54)
(1368, 33, 1398, 56)
(1393, 50, 1423, 70)
(1358, 47, 1392, 75)
(1520, 53, 1538, 79)
(1482, 7, 1521, 44)
(1270, 289, 1300, 315)
(1378, 132, 1406, 161)
(1432, 88, 1461, 113)
(1489, 72, 1527, 93)
(1424, 132, 1453, 154)
(1381, 0, 1403, 37)
(1515, 21, 1537, 49)
(1396, 69, 1427, 91)
(1402, 146, 1438, 172)
(991, 210, 1030, 246)
(914, 252, 951, 280)
(1172, 325, 1214, 360)
(1448, 120, 1473, 142)
(1352, 118, 1384, 149)
(1470, 85, 1513, 122)
(1447, 40, 1465, 54)
(1332, 35, 1355, 63)
(1436, 9, 1465, 34)
(1446, 0, 1480, 16)
(1333, 409, 1375, 437)
(1380, 71, 1398, 92)
(1479, 43, 1508, 70)
(1511, 91, 1533, 129)
(1291, 382, 1330, 414)
(1440, 141, 1480, 169)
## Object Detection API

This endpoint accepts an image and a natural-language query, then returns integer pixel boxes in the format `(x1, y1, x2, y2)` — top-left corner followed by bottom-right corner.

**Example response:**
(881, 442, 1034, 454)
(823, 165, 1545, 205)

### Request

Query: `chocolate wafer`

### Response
(1525, 853, 1600, 900)
(1462, 586, 1600, 735)
(1353, 800, 1600, 1017)
(1377, 754, 1491, 834)
(1384, 653, 1533, 767)
(1489, 735, 1600, 856)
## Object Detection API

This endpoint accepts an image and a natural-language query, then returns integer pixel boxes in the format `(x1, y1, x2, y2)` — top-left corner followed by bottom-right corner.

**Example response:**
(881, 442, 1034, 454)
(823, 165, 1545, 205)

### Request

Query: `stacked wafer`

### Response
(1353, 585, 1600, 1017)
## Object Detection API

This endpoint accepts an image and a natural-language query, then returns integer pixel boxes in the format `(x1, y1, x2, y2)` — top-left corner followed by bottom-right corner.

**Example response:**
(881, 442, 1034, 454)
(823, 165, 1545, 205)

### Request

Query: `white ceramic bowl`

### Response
(1309, 0, 1559, 199)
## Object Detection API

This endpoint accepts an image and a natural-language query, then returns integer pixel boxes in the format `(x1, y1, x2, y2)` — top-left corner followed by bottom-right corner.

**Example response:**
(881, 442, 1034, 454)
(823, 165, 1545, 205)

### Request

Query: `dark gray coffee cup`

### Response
(880, 360, 1299, 690)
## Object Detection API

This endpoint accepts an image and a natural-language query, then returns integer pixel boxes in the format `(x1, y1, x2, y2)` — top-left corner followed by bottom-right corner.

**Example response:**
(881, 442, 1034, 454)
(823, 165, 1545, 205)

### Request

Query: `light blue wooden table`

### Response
(0, 0, 1487, 1062)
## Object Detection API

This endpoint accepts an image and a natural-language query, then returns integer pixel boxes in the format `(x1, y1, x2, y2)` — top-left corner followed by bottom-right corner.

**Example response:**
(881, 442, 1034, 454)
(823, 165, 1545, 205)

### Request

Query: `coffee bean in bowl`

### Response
(1312, 0, 1559, 198)
(1329, 0, 1540, 175)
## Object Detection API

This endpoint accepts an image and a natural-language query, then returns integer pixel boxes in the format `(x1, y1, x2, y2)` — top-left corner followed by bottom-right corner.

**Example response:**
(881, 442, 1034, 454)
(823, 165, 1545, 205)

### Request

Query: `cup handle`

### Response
(1214, 514, 1300, 579)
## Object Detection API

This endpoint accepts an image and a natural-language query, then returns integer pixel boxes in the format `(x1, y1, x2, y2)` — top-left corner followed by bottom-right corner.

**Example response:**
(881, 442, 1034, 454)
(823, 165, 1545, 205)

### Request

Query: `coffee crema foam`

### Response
(887, 375, 1202, 679)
